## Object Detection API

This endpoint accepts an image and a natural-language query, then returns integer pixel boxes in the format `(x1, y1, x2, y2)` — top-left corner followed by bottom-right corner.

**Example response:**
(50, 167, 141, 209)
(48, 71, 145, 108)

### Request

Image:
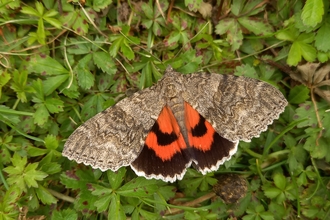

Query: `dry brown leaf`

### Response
(198, 2, 212, 18)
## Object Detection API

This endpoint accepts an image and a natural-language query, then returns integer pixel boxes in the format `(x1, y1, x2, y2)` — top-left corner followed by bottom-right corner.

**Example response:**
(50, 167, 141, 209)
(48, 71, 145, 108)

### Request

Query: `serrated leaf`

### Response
(185, 0, 202, 12)
(75, 54, 94, 89)
(263, 186, 282, 199)
(107, 168, 126, 190)
(72, 11, 89, 35)
(301, 0, 324, 27)
(0, 105, 21, 124)
(35, 1, 44, 15)
(94, 193, 112, 212)
(275, 27, 299, 42)
(43, 9, 58, 18)
(304, 136, 328, 159)
(51, 209, 78, 220)
(44, 98, 64, 113)
(288, 85, 310, 104)
(11, 153, 27, 170)
(44, 135, 59, 150)
(91, 184, 113, 196)
(299, 42, 317, 62)
(273, 173, 286, 190)
(92, 0, 113, 12)
(141, 2, 153, 19)
(35, 185, 57, 205)
(118, 177, 160, 197)
(26, 54, 68, 75)
(27, 146, 48, 156)
(93, 52, 117, 75)
(108, 194, 126, 220)
(1, 185, 20, 213)
(10, 70, 35, 103)
(21, 6, 40, 17)
(40, 162, 61, 174)
(81, 94, 105, 120)
(24, 163, 48, 188)
(215, 18, 236, 34)
(235, 64, 258, 79)
(287, 42, 302, 66)
(36, 18, 45, 45)
(43, 74, 69, 96)
(315, 20, 330, 52)
(32, 78, 44, 103)
(33, 104, 50, 126)
(0, 70, 11, 98)
(44, 17, 62, 29)
(238, 17, 273, 35)
(121, 41, 134, 60)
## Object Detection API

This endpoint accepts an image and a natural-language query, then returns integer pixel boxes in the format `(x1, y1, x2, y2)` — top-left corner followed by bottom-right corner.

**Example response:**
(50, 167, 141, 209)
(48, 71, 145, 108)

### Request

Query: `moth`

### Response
(63, 66, 287, 182)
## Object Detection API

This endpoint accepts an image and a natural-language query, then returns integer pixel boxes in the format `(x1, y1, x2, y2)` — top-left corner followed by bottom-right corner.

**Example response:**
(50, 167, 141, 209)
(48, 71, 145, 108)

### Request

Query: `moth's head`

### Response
(158, 66, 184, 98)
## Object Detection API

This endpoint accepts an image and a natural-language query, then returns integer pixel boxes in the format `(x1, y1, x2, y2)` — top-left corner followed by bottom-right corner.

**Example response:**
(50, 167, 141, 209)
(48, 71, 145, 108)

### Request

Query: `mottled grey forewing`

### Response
(182, 72, 287, 142)
(62, 87, 165, 171)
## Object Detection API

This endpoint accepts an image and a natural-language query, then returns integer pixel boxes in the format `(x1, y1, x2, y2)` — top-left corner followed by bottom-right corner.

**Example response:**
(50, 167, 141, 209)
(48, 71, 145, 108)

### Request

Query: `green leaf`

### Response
(301, 0, 324, 27)
(287, 42, 302, 66)
(69, 11, 89, 35)
(263, 185, 282, 199)
(44, 135, 59, 150)
(93, 52, 117, 75)
(4, 154, 47, 192)
(24, 163, 48, 188)
(35, 185, 57, 205)
(0, 185, 20, 218)
(32, 78, 44, 103)
(215, 18, 235, 34)
(10, 70, 35, 103)
(44, 17, 62, 29)
(108, 194, 126, 220)
(40, 162, 61, 175)
(26, 54, 69, 76)
(43, 9, 58, 18)
(9, 152, 27, 171)
(299, 42, 317, 62)
(273, 173, 286, 190)
(238, 17, 273, 35)
(44, 98, 64, 113)
(315, 19, 330, 52)
(36, 18, 46, 45)
(185, 0, 202, 12)
(121, 41, 135, 60)
(51, 209, 78, 220)
(21, 6, 40, 17)
(27, 146, 48, 157)
(35, 1, 44, 15)
(141, 2, 153, 19)
(107, 168, 126, 190)
(235, 64, 259, 79)
(33, 104, 50, 126)
(92, 0, 113, 12)
(91, 184, 113, 196)
(94, 190, 112, 212)
(75, 54, 94, 89)
(118, 177, 160, 197)
(43, 74, 69, 96)
(304, 136, 328, 159)
(0, 70, 11, 98)
(288, 85, 310, 104)
(81, 94, 105, 120)
(0, 105, 21, 125)
(109, 35, 122, 57)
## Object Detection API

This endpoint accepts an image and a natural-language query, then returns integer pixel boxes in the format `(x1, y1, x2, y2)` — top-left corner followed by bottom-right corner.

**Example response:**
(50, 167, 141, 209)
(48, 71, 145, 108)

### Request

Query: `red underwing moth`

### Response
(63, 66, 287, 182)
